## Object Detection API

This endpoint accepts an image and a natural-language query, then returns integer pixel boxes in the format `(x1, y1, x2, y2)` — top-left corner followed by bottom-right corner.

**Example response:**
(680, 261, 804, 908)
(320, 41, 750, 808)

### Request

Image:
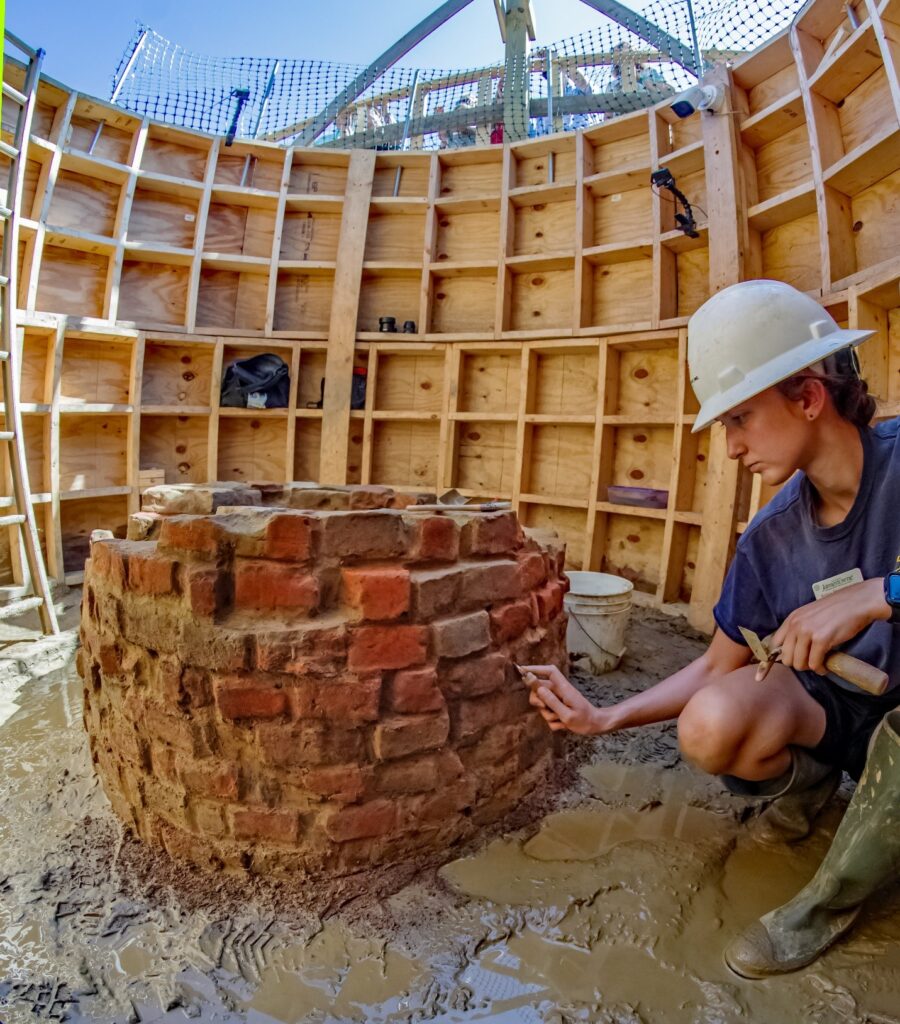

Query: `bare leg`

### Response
(676, 664, 828, 781)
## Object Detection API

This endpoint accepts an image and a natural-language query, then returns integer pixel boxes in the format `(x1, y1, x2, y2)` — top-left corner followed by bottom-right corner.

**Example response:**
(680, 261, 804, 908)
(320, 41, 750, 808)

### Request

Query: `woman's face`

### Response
(717, 385, 814, 485)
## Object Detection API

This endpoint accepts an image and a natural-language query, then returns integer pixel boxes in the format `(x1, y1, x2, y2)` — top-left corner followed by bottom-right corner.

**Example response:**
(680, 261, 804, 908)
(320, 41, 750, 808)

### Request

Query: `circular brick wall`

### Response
(79, 489, 568, 877)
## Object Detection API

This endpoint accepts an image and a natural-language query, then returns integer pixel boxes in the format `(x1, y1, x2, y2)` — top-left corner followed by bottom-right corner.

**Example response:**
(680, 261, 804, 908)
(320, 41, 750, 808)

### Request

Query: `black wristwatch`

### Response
(885, 571, 900, 623)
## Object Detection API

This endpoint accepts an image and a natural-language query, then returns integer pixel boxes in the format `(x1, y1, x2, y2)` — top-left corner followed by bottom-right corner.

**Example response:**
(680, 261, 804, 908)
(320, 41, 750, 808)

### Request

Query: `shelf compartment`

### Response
(749, 122, 813, 204)
(527, 346, 599, 416)
(598, 511, 664, 595)
(747, 180, 817, 232)
(834, 58, 895, 157)
(507, 265, 574, 332)
(759, 210, 822, 292)
(214, 142, 284, 192)
(808, 19, 880, 103)
(429, 267, 496, 334)
(438, 150, 503, 199)
(660, 241, 710, 320)
(295, 348, 328, 410)
(118, 259, 189, 327)
(585, 161, 650, 197)
(204, 201, 276, 259)
(219, 343, 295, 410)
(519, 502, 586, 569)
(196, 265, 269, 331)
(458, 349, 521, 414)
(274, 269, 335, 332)
(511, 197, 576, 258)
(740, 88, 805, 148)
(127, 186, 200, 249)
(46, 168, 121, 238)
(521, 423, 594, 502)
(59, 413, 129, 491)
(294, 418, 324, 481)
(20, 328, 53, 405)
(280, 209, 342, 262)
(31, 82, 66, 142)
(140, 124, 211, 182)
(289, 153, 349, 195)
(513, 137, 577, 188)
(451, 419, 517, 495)
(61, 494, 129, 575)
(35, 245, 110, 319)
(605, 339, 679, 419)
(372, 155, 430, 199)
(672, 425, 710, 515)
(370, 420, 440, 490)
(583, 257, 652, 329)
(372, 352, 444, 413)
(605, 425, 675, 498)
(357, 268, 420, 334)
(585, 112, 651, 172)
(364, 209, 427, 262)
(434, 208, 500, 263)
(661, 522, 701, 605)
(66, 99, 139, 165)
(732, 32, 801, 116)
(590, 183, 653, 248)
(839, 167, 900, 282)
(140, 414, 209, 485)
(60, 335, 133, 405)
(823, 123, 900, 196)
(217, 416, 288, 483)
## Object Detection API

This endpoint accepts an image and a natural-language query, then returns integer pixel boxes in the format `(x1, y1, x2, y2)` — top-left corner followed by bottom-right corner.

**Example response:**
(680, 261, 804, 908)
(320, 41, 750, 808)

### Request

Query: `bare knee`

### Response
(677, 685, 747, 776)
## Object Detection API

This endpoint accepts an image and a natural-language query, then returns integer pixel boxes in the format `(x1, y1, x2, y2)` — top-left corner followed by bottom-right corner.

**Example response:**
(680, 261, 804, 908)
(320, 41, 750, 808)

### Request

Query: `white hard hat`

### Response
(687, 280, 875, 433)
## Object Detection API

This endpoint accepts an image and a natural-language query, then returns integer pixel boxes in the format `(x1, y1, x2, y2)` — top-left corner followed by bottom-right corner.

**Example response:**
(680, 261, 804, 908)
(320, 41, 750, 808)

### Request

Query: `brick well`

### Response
(79, 485, 568, 877)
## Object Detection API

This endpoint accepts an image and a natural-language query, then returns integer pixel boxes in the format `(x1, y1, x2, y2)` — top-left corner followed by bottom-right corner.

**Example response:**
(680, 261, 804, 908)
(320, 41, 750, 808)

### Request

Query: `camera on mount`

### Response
(669, 83, 724, 119)
(650, 168, 675, 190)
(649, 166, 699, 239)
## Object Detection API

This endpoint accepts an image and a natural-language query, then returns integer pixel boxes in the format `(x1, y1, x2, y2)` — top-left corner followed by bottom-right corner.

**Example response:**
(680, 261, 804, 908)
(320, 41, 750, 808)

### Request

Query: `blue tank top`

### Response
(714, 417, 900, 694)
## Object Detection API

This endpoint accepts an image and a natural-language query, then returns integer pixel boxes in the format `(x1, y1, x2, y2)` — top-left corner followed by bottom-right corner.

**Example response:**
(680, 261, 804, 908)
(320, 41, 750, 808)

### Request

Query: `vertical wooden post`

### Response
(503, 0, 530, 142)
(319, 149, 376, 484)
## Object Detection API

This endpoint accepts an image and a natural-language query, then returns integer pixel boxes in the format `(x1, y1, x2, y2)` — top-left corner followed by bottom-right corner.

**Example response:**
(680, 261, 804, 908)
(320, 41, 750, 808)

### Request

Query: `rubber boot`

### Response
(721, 747, 841, 844)
(724, 708, 900, 978)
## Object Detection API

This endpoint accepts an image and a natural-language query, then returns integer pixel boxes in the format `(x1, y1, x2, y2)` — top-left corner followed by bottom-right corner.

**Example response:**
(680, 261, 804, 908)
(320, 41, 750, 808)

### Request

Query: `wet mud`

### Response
(1, 607, 898, 1023)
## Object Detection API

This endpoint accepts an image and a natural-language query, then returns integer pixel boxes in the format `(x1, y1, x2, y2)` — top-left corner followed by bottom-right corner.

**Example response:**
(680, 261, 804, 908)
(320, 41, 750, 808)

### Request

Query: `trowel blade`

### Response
(738, 626, 770, 663)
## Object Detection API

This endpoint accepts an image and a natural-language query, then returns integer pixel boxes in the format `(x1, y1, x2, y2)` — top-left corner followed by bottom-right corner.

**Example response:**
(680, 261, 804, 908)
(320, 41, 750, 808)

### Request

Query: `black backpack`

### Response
(220, 353, 290, 409)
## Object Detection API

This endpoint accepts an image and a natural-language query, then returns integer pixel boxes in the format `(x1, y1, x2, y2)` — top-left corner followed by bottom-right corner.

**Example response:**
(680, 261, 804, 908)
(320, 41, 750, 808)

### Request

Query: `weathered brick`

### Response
(342, 566, 410, 621)
(182, 566, 229, 618)
(348, 625, 428, 672)
(417, 777, 476, 824)
(458, 721, 523, 768)
(348, 484, 395, 510)
(128, 549, 176, 596)
(143, 702, 196, 754)
(460, 560, 522, 608)
(324, 799, 397, 842)
(178, 758, 239, 800)
(231, 807, 299, 844)
(291, 675, 382, 724)
(234, 562, 319, 614)
(408, 515, 460, 562)
(214, 675, 288, 721)
(432, 611, 490, 659)
(258, 722, 366, 768)
(458, 511, 522, 556)
(255, 621, 347, 673)
(375, 748, 462, 796)
(387, 666, 445, 713)
(517, 550, 547, 591)
(264, 512, 315, 561)
(373, 711, 450, 760)
(534, 580, 565, 622)
(180, 620, 251, 672)
(441, 650, 507, 699)
(490, 599, 535, 643)
(301, 763, 371, 802)
(451, 689, 532, 742)
(409, 565, 464, 621)
(180, 666, 212, 708)
(320, 511, 408, 560)
(90, 542, 127, 588)
(159, 516, 229, 560)
(287, 486, 351, 511)
(189, 799, 227, 836)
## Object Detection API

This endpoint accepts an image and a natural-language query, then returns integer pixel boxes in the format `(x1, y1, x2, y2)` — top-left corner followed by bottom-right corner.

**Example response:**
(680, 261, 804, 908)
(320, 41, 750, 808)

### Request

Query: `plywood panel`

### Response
(602, 513, 664, 593)
(434, 210, 499, 262)
(128, 189, 199, 249)
(20, 331, 51, 404)
(59, 415, 128, 490)
(274, 272, 334, 332)
(294, 419, 323, 481)
(61, 495, 129, 573)
(677, 247, 710, 318)
(610, 344, 679, 418)
(280, 211, 342, 261)
(524, 424, 594, 500)
(118, 261, 189, 326)
(513, 201, 576, 256)
(289, 159, 348, 195)
(215, 153, 283, 191)
(297, 350, 328, 408)
(371, 420, 440, 489)
(520, 503, 586, 568)
(609, 426, 674, 492)
(373, 354, 444, 412)
(851, 169, 900, 275)
(364, 213, 427, 261)
(458, 351, 520, 413)
(515, 146, 576, 187)
(754, 125, 813, 201)
(68, 116, 133, 164)
(22, 158, 42, 220)
(196, 269, 268, 331)
(590, 131, 651, 171)
(205, 204, 275, 258)
(510, 269, 573, 331)
(36, 247, 108, 319)
(372, 162, 429, 198)
(140, 415, 209, 484)
(589, 260, 652, 327)
(530, 349, 598, 415)
(454, 420, 517, 493)
(141, 137, 209, 181)
(760, 213, 822, 292)
(141, 342, 215, 407)
(60, 339, 132, 404)
(747, 63, 800, 114)
(430, 273, 496, 332)
(593, 189, 653, 245)
(838, 67, 895, 156)
(357, 273, 420, 332)
(439, 159, 502, 198)
(217, 418, 288, 482)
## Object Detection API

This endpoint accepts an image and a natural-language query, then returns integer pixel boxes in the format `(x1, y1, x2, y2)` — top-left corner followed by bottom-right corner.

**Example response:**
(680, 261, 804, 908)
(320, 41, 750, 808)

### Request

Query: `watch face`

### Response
(889, 573, 900, 605)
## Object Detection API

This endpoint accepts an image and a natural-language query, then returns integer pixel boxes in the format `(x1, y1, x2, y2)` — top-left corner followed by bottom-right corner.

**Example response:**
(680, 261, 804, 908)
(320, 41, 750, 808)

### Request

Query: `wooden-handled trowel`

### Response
(738, 626, 889, 696)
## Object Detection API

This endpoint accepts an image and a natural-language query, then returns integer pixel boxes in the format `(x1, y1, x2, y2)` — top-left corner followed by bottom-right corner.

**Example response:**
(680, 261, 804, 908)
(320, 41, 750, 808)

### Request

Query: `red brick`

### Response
(459, 512, 522, 556)
(258, 722, 366, 768)
(460, 560, 522, 608)
(128, 551, 176, 596)
(291, 675, 382, 724)
(232, 807, 299, 844)
(342, 566, 410, 621)
(97, 642, 121, 677)
(410, 515, 460, 562)
(181, 621, 251, 672)
(348, 625, 428, 672)
(374, 753, 441, 795)
(181, 666, 212, 708)
(90, 542, 126, 588)
(490, 599, 535, 643)
(409, 565, 464, 620)
(517, 550, 547, 591)
(417, 778, 476, 824)
(265, 512, 315, 561)
(348, 484, 395, 510)
(214, 676, 288, 721)
(178, 759, 239, 800)
(373, 711, 450, 760)
(320, 511, 408, 560)
(458, 721, 522, 768)
(159, 516, 227, 560)
(143, 703, 196, 753)
(451, 689, 531, 742)
(234, 562, 319, 613)
(324, 799, 397, 842)
(432, 611, 490, 659)
(255, 622, 347, 673)
(535, 580, 565, 622)
(441, 650, 507, 698)
(387, 666, 445, 713)
(302, 764, 371, 802)
(182, 566, 227, 618)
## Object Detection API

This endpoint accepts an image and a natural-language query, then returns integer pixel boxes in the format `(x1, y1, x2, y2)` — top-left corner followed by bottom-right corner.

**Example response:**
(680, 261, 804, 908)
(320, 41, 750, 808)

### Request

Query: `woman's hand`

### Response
(771, 577, 891, 675)
(520, 664, 612, 736)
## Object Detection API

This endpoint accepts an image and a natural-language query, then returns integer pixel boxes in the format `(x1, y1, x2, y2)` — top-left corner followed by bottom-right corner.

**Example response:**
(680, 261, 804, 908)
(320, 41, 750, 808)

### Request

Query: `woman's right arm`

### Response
(522, 628, 753, 736)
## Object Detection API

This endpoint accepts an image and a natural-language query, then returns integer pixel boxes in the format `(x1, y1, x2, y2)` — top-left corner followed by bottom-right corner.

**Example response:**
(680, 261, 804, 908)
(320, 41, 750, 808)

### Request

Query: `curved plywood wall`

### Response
(3, 0, 900, 631)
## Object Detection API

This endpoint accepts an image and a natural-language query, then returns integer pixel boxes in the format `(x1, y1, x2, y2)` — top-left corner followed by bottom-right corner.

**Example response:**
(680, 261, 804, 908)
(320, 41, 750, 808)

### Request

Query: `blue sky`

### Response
(8, 0, 645, 101)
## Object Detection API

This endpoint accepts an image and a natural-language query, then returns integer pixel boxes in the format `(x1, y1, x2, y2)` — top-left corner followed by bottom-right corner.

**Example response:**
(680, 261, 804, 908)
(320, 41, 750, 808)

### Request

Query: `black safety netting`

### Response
(110, 0, 807, 149)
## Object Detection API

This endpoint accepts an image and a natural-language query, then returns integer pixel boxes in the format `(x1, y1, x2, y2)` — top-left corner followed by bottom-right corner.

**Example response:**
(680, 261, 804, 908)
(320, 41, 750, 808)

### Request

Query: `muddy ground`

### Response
(1, 606, 898, 1024)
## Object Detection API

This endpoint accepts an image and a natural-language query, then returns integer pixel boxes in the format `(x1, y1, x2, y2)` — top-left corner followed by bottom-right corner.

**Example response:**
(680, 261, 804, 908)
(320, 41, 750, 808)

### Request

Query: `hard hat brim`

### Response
(691, 327, 876, 433)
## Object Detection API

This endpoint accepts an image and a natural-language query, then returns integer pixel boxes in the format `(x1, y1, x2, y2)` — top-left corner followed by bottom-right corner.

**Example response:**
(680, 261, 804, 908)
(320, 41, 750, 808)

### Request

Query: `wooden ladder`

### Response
(0, 32, 58, 635)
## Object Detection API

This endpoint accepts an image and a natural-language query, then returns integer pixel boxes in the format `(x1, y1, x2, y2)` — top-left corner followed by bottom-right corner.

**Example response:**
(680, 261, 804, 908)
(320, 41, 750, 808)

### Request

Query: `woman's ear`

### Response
(799, 376, 828, 420)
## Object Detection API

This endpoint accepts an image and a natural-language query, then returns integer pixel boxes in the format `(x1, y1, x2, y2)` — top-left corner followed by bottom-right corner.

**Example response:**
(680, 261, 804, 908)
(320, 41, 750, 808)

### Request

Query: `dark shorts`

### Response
(797, 673, 900, 780)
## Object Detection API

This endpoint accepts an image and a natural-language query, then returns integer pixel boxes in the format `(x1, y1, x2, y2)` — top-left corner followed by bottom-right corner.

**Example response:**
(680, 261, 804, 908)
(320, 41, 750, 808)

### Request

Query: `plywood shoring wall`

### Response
(5, 0, 900, 631)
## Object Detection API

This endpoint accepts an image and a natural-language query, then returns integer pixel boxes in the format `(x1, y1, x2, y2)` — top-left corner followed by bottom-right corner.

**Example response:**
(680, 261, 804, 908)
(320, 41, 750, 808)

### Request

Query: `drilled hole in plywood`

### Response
(534, 204, 546, 211)
(440, 219, 450, 227)
(630, 469, 645, 480)
(535, 231, 544, 238)
(633, 433, 647, 443)
(176, 445, 187, 454)
(633, 367, 649, 379)
(180, 355, 192, 364)
(420, 381, 432, 390)
(627, 534, 641, 543)
(436, 292, 446, 301)
(467, 431, 481, 441)
(178, 462, 190, 474)
(687, 560, 696, 569)
(697, 453, 706, 462)
(251, 420, 261, 429)
(351, 434, 362, 444)
(532, 310, 541, 317)
(183, 371, 195, 381)
(852, 221, 863, 232)
(532, 277, 545, 286)
(438, 252, 449, 260)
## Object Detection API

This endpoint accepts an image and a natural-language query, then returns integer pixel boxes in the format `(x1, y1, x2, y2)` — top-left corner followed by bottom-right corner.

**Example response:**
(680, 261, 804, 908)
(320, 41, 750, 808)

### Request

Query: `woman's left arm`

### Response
(771, 577, 892, 675)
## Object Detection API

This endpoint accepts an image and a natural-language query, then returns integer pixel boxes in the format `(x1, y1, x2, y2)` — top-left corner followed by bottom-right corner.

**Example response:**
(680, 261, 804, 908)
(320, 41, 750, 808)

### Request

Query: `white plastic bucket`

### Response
(563, 571, 634, 674)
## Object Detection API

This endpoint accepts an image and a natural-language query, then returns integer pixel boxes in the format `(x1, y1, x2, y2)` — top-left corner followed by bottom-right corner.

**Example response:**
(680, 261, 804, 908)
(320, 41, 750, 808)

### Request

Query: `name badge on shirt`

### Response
(812, 568, 864, 600)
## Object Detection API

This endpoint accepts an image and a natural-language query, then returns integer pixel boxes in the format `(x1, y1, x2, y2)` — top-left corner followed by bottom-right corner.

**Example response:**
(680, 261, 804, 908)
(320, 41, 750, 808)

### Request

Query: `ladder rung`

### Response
(0, 431, 16, 441)
(4, 31, 38, 60)
(0, 595, 43, 620)
(0, 140, 20, 160)
(1, 83, 27, 107)
(0, 513, 25, 527)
